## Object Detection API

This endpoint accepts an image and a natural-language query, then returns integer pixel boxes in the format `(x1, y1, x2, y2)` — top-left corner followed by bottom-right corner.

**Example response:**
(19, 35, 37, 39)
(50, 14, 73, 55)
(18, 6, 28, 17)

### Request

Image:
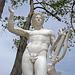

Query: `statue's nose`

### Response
(38, 19, 40, 21)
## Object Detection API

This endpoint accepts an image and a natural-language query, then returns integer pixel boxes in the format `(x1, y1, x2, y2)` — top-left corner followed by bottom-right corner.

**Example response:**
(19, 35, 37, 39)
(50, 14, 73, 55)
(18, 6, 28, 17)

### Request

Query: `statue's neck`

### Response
(34, 25, 43, 30)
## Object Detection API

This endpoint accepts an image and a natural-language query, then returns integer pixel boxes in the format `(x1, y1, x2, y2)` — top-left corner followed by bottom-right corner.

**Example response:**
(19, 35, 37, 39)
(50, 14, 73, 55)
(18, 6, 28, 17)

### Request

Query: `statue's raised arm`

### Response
(8, 7, 29, 38)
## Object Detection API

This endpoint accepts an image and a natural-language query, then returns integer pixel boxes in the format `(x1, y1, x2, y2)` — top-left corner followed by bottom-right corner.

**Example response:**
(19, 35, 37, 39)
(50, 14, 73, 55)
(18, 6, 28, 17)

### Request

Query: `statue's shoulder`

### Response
(48, 30, 55, 36)
(42, 29, 50, 31)
(42, 29, 55, 36)
(43, 29, 55, 33)
(49, 30, 54, 33)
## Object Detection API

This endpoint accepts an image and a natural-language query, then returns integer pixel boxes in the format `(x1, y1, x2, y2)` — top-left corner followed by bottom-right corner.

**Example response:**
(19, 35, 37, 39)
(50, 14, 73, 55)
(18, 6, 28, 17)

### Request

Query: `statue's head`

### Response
(32, 12, 44, 28)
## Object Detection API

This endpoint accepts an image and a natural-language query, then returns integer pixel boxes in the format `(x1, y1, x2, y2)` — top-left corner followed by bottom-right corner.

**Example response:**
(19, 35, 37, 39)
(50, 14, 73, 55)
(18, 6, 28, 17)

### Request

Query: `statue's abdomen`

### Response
(27, 35, 50, 53)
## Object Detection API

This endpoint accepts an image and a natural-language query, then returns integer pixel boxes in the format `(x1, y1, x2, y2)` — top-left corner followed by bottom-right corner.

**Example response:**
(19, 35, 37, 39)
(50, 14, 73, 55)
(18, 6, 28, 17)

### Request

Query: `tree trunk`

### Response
(10, 37, 27, 75)
(0, 0, 5, 18)
(10, 0, 34, 75)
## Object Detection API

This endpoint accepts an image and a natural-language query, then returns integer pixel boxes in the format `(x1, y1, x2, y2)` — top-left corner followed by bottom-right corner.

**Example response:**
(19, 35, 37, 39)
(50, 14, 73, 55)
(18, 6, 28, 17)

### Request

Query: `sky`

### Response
(0, 0, 75, 75)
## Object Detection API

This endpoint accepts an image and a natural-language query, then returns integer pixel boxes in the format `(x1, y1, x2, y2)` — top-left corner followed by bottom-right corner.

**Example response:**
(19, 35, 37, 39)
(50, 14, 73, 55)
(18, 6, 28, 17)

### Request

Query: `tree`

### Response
(0, 0, 75, 75)
(0, 0, 6, 18)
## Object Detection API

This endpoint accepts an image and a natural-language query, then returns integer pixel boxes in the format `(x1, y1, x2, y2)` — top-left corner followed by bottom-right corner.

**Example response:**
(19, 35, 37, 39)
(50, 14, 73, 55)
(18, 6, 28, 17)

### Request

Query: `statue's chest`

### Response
(28, 30, 51, 42)
(29, 30, 50, 36)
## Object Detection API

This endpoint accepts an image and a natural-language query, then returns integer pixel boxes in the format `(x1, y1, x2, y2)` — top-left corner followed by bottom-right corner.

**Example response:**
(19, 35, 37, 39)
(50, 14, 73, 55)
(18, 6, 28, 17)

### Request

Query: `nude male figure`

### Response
(8, 7, 55, 75)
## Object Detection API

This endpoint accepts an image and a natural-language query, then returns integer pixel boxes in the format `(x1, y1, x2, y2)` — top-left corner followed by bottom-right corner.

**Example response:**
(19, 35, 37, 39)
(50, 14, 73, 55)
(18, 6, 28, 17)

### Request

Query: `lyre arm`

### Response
(53, 29, 74, 65)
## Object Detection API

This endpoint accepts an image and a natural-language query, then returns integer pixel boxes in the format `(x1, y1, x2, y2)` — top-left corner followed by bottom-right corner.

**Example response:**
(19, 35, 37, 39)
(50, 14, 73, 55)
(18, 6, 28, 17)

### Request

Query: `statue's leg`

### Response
(22, 49, 33, 75)
(34, 51, 47, 75)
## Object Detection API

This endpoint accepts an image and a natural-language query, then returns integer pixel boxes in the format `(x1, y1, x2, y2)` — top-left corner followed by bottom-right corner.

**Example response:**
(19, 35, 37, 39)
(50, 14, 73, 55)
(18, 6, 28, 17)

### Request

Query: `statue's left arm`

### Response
(50, 30, 56, 45)
(49, 30, 56, 58)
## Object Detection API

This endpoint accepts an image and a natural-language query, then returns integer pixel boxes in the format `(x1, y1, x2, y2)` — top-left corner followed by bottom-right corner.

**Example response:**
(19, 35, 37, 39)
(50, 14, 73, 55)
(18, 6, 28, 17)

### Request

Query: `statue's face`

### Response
(32, 13, 44, 28)
(35, 15, 43, 25)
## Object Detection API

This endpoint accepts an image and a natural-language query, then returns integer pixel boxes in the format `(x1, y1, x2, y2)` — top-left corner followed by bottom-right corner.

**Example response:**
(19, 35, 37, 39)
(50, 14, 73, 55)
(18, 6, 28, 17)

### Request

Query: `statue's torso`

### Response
(26, 29, 51, 53)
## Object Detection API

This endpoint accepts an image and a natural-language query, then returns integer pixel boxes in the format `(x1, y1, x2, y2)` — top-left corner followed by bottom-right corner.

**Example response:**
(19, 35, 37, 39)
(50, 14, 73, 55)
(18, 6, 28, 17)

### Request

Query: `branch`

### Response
(34, 0, 66, 15)
(71, 0, 75, 32)
(34, 0, 61, 21)
(34, 1, 57, 11)
(34, 1, 63, 6)
(34, 2, 42, 5)
(34, 6, 61, 21)
(34, 2, 51, 6)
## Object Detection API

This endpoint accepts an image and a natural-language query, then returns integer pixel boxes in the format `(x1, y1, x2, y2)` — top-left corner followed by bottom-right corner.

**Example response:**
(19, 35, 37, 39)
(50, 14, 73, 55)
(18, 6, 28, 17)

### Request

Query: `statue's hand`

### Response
(69, 29, 74, 34)
(58, 29, 63, 35)
(8, 7, 14, 13)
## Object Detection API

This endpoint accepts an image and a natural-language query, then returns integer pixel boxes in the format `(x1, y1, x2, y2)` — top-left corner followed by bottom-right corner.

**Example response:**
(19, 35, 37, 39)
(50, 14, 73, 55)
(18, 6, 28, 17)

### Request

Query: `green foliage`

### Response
(41, 0, 72, 19)
(14, 16, 26, 28)
(0, 17, 8, 29)
(12, 38, 20, 49)
(0, 15, 26, 49)
(1, 15, 26, 28)
(10, 0, 28, 8)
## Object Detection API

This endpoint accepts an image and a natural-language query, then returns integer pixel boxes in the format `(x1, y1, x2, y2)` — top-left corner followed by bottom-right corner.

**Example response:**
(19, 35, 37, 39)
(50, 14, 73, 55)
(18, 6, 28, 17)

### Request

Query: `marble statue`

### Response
(8, 7, 73, 75)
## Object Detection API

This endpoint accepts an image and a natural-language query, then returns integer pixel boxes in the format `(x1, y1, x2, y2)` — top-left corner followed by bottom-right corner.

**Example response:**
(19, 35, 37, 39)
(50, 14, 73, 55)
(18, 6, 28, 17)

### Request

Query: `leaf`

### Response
(13, 1, 17, 5)
(18, 16, 21, 20)
(69, 49, 71, 51)
(17, 0, 20, 2)
(21, 16, 24, 20)
(5, 17, 8, 20)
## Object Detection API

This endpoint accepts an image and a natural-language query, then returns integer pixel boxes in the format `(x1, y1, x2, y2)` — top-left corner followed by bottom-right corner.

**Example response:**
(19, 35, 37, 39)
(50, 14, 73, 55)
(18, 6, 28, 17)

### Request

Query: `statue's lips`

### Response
(34, 21, 43, 25)
(36, 21, 42, 23)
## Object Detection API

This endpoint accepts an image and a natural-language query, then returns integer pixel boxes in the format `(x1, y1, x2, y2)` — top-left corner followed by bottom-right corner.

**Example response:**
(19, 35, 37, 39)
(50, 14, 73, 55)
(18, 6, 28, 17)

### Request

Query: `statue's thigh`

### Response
(22, 50, 33, 75)
(34, 56, 47, 75)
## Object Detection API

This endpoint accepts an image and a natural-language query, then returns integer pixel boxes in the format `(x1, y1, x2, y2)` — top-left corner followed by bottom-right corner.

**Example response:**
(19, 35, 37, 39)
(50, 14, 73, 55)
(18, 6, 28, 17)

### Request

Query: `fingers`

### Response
(8, 6, 14, 13)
